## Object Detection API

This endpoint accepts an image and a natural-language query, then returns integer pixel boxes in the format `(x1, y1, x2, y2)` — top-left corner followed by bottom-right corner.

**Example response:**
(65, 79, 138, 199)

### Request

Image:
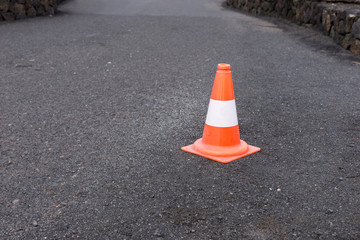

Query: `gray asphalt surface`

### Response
(1, 0, 360, 239)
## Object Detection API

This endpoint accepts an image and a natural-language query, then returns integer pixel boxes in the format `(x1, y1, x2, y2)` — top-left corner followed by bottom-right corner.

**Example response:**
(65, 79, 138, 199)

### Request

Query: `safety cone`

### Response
(182, 63, 260, 163)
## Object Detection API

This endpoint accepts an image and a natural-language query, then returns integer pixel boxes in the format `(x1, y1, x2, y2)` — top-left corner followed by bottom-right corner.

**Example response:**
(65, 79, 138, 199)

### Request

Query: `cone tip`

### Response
(217, 63, 231, 70)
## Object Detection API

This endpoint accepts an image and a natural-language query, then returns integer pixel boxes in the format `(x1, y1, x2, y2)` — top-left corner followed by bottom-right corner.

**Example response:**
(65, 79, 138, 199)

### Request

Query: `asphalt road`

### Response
(1, 0, 360, 239)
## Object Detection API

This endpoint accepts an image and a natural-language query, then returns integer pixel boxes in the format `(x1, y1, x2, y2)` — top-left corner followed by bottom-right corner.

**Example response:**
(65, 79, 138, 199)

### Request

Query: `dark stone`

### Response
(275, 0, 281, 13)
(36, 4, 44, 15)
(254, 0, 260, 9)
(17, 0, 25, 4)
(337, 9, 347, 20)
(333, 29, 344, 44)
(298, 3, 307, 22)
(32, 0, 39, 8)
(49, 0, 55, 7)
(40, 0, 50, 12)
(281, 6, 288, 17)
(49, 5, 53, 15)
(26, 6, 35, 16)
(351, 19, 360, 39)
(330, 25, 335, 39)
(287, 9, 294, 20)
(291, 5, 296, 14)
(0, 0, 9, 12)
(269, 1, 276, 12)
(340, 34, 352, 49)
(256, 6, 261, 14)
(8, 1, 13, 11)
(309, 4, 317, 24)
(279, 0, 288, 14)
(247, 2, 254, 10)
(332, 12, 339, 33)
(304, 7, 311, 23)
(239, 0, 246, 7)
(350, 38, 360, 54)
(234, 0, 240, 8)
(338, 20, 346, 34)
(25, 0, 33, 9)
(314, 13, 322, 25)
(310, 2, 318, 13)
(14, 3, 26, 19)
(345, 14, 356, 33)
(1, 12, 14, 20)
(262, 2, 270, 12)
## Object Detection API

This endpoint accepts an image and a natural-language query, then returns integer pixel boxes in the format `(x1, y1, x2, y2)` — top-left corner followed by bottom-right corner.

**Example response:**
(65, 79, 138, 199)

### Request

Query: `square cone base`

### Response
(181, 144, 260, 163)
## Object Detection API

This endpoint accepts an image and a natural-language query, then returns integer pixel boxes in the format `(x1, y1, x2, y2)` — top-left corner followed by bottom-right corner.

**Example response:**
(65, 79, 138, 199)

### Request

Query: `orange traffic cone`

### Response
(182, 63, 260, 163)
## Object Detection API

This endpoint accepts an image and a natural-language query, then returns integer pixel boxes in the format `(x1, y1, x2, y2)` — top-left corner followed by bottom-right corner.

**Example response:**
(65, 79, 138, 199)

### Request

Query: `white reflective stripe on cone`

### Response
(205, 99, 238, 127)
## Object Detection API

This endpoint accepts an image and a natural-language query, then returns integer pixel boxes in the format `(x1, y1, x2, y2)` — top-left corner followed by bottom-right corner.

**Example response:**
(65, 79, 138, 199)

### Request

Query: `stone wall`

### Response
(0, 0, 58, 21)
(227, 0, 360, 54)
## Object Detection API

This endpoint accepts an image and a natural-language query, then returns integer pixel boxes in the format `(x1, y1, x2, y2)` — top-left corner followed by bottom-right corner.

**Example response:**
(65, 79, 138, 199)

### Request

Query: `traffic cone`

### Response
(182, 63, 260, 163)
